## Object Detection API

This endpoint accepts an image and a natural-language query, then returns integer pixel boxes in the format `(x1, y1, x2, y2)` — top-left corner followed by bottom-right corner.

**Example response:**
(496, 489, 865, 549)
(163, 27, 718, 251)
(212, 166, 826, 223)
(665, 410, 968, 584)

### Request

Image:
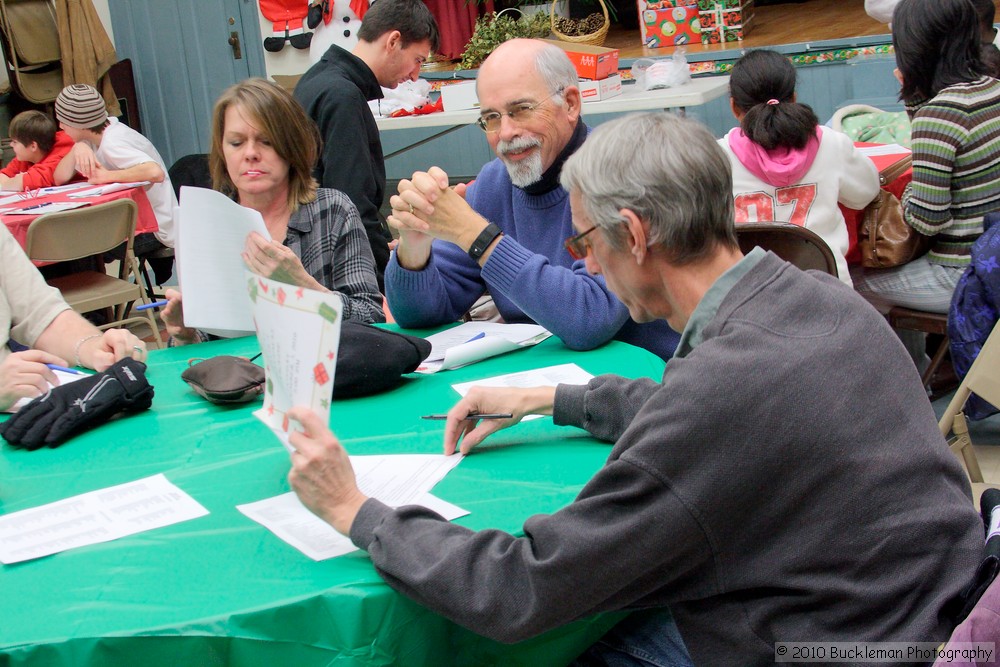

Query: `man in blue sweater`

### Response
(383, 39, 680, 361)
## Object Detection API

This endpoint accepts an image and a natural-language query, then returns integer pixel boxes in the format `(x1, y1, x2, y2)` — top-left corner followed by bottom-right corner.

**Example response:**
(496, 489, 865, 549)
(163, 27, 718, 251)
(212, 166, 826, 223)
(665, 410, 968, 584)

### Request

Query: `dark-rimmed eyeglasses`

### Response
(475, 88, 565, 133)
(564, 225, 598, 260)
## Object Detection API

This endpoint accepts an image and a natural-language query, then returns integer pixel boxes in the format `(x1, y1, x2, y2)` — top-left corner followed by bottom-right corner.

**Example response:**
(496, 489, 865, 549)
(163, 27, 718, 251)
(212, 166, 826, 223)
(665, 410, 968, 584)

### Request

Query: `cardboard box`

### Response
(699, 0, 753, 43)
(579, 73, 623, 102)
(638, 4, 702, 47)
(542, 39, 620, 81)
(440, 80, 479, 111)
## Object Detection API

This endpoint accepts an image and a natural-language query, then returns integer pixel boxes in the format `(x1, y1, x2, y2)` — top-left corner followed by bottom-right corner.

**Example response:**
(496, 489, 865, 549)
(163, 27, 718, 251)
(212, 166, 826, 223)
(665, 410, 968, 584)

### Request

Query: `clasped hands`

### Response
(387, 166, 482, 251)
(287, 385, 555, 535)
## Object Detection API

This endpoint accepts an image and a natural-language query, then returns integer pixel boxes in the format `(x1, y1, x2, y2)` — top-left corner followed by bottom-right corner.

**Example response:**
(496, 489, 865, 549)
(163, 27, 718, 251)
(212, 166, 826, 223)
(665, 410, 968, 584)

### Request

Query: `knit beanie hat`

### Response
(54, 84, 109, 129)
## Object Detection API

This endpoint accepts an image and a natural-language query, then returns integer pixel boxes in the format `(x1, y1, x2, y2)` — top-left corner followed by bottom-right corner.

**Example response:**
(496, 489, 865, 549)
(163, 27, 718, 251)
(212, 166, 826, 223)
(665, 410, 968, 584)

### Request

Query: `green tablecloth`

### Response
(0, 333, 666, 666)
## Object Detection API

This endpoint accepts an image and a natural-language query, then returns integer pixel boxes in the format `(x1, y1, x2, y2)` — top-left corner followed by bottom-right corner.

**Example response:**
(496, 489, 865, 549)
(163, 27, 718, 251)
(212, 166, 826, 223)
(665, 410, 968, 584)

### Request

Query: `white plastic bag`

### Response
(631, 48, 692, 91)
(368, 79, 432, 117)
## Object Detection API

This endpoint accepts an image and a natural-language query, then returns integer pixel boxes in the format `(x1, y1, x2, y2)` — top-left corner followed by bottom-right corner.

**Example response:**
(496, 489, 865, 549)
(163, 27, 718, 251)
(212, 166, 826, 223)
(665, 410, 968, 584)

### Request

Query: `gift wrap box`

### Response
(698, 0, 754, 44)
(637, 1, 702, 48)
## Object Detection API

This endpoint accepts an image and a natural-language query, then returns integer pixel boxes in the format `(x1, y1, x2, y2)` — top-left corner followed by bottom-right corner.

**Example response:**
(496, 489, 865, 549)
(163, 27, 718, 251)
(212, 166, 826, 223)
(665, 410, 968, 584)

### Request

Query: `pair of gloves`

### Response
(0, 358, 154, 450)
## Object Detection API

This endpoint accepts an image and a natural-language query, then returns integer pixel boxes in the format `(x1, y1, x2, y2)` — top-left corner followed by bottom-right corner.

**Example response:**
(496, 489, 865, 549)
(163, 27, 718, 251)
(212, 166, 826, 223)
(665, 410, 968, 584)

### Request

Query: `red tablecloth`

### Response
(2, 185, 159, 251)
(841, 144, 913, 265)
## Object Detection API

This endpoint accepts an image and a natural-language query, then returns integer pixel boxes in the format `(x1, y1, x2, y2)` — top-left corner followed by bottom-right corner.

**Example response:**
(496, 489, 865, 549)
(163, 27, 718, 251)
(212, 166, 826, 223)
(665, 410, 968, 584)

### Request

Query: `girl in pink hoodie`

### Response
(719, 49, 879, 285)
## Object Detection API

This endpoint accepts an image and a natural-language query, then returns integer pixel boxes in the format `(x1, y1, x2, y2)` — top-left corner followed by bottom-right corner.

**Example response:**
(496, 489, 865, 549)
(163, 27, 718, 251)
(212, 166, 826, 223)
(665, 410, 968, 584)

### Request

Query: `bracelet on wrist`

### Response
(468, 223, 503, 261)
(73, 333, 104, 367)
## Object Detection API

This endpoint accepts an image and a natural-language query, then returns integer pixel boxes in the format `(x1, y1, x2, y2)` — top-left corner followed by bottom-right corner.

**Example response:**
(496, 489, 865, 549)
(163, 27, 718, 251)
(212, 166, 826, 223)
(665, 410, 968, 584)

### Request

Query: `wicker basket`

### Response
(550, 0, 610, 47)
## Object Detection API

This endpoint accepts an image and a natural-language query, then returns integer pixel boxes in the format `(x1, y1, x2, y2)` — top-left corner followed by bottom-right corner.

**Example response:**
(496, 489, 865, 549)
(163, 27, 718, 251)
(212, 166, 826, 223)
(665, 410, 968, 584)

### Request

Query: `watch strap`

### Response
(467, 223, 503, 261)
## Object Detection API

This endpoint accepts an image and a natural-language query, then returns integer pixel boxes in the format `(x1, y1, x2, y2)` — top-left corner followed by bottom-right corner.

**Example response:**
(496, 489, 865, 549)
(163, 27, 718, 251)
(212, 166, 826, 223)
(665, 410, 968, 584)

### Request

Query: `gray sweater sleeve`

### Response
(553, 375, 662, 442)
(349, 458, 708, 645)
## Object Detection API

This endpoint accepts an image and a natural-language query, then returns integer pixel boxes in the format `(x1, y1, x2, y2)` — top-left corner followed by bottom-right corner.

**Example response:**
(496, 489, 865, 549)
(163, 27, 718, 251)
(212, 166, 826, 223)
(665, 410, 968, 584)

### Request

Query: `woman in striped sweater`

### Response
(854, 0, 1000, 315)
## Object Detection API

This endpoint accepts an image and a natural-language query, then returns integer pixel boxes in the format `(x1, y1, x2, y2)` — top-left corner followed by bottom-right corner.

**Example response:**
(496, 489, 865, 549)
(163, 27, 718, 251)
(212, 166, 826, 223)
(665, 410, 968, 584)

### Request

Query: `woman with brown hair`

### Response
(164, 78, 383, 344)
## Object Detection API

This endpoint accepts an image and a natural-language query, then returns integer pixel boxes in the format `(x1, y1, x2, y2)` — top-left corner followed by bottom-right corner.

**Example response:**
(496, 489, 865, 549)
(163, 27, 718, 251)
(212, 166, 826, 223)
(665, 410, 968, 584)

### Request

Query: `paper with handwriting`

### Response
(249, 272, 343, 451)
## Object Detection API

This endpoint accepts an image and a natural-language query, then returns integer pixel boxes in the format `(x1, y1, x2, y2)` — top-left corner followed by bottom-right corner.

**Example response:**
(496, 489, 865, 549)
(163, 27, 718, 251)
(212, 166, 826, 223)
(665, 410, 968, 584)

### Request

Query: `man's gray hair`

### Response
(534, 41, 579, 97)
(561, 112, 737, 264)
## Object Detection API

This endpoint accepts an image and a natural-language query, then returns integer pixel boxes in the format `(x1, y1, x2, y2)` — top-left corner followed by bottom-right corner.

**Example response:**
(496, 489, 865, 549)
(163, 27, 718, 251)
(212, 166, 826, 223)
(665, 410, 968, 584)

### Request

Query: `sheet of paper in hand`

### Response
(177, 186, 270, 337)
(248, 271, 343, 451)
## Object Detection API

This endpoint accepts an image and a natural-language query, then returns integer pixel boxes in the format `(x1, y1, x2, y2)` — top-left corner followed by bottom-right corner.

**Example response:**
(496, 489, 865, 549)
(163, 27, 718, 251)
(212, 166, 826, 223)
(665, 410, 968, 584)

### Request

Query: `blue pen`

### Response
(464, 332, 485, 343)
(135, 299, 169, 311)
(46, 364, 82, 375)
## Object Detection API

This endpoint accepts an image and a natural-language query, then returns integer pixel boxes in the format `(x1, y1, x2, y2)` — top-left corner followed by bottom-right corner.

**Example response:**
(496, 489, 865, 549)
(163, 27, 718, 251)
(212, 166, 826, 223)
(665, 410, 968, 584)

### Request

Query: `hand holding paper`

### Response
(249, 272, 343, 450)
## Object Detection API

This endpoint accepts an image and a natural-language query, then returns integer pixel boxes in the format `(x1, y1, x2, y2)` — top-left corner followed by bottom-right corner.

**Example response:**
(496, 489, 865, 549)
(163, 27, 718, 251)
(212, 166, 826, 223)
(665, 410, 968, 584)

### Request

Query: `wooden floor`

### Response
(423, 0, 1000, 70)
(608, 0, 891, 60)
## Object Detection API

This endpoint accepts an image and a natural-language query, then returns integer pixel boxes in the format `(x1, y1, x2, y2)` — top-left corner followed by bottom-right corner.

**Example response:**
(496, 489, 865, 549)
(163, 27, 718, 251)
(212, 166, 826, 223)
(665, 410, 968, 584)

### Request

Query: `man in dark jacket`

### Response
(294, 0, 438, 289)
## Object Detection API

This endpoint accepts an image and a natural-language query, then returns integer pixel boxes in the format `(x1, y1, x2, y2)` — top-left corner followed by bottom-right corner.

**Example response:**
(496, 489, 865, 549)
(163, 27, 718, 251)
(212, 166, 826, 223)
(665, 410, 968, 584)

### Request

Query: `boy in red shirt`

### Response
(0, 111, 74, 191)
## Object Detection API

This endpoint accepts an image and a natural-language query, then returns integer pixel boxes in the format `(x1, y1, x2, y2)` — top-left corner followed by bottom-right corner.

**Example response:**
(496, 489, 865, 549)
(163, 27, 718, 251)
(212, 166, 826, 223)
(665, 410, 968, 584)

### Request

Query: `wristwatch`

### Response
(467, 223, 503, 261)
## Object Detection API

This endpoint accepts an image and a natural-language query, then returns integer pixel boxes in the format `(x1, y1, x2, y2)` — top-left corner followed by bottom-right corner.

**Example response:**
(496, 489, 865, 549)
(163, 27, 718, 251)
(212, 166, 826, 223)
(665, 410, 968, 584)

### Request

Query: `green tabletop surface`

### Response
(0, 330, 666, 666)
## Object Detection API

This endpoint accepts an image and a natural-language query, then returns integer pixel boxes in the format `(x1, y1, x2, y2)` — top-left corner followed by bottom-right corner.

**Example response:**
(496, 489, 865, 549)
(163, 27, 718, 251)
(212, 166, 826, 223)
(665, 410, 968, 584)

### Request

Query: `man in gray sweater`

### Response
(285, 112, 983, 665)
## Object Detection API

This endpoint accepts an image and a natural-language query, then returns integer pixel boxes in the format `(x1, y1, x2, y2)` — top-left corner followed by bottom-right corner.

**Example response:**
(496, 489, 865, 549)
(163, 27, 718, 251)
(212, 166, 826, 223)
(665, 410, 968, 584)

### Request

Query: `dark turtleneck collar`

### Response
(521, 119, 589, 196)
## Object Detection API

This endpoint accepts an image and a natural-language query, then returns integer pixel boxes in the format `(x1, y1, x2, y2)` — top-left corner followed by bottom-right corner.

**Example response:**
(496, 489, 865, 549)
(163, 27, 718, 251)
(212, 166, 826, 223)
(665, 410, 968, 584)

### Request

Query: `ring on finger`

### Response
(408, 203, 414, 214)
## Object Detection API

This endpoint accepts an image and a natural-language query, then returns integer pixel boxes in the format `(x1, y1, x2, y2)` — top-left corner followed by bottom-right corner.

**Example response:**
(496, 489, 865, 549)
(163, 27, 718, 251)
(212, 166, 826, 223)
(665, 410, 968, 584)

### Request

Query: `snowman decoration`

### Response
(308, 0, 373, 63)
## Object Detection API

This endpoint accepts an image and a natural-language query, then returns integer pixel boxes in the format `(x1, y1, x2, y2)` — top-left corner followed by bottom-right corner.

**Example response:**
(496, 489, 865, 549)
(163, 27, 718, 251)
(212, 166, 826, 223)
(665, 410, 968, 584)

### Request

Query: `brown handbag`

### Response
(858, 155, 931, 269)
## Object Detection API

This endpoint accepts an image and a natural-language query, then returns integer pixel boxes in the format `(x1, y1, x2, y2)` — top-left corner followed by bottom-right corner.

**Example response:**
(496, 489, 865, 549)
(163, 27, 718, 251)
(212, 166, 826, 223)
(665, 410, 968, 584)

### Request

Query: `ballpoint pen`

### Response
(421, 413, 513, 420)
(46, 364, 82, 375)
(135, 299, 170, 311)
(464, 332, 485, 343)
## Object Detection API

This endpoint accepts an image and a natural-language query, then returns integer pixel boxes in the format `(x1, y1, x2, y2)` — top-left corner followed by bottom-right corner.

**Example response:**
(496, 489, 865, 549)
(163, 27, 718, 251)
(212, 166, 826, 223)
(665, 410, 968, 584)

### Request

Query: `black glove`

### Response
(0, 358, 154, 450)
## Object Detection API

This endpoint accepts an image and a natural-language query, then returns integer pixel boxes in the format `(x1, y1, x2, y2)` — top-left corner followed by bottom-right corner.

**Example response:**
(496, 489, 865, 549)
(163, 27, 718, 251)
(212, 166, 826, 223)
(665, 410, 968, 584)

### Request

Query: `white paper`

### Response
(6, 369, 93, 413)
(0, 474, 209, 564)
(177, 186, 271, 336)
(250, 272, 344, 451)
(857, 143, 911, 157)
(66, 181, 150, 198)
(450, 363, 594, 422)
(3, 201, 87, 215)
(451, 362, 594, 394)
(417, 322, 552, 373)
(37, 182, 93, 196)
(238, 454, 466, 561)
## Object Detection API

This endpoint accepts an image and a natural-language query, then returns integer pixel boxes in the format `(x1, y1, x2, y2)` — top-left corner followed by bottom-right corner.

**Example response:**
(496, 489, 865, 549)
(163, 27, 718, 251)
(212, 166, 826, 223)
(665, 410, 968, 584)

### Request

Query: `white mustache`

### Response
(497, 137, 541, 157)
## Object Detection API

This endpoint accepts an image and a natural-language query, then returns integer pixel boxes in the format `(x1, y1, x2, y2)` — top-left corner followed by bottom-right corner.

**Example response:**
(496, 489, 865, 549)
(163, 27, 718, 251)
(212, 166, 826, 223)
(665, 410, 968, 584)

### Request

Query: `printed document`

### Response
(451, 362, 594, 394)
(176, 186, 270, 336)
(238, 454, 467, 560)
(250, 272, 344, 451)
(0, 474, 209, 564)
(417, 322, 552, 373)
(66, 181, 150, 198)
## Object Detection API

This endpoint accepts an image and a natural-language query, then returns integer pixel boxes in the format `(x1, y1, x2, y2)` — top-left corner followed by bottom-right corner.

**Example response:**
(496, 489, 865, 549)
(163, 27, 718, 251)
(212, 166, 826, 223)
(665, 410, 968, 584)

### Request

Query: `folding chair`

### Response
(25, 199, 163, 346)
(0, 0, 62, 104)
(939, 322, 1000, 484)
(735, 222, 839, 276)
(888, 307, 951, 395)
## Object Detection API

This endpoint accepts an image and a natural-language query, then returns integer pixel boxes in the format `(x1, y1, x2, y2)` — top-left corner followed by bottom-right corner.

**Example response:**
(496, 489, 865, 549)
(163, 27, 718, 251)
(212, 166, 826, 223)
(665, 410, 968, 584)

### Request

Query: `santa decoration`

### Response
(259, 0, 313, 52)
